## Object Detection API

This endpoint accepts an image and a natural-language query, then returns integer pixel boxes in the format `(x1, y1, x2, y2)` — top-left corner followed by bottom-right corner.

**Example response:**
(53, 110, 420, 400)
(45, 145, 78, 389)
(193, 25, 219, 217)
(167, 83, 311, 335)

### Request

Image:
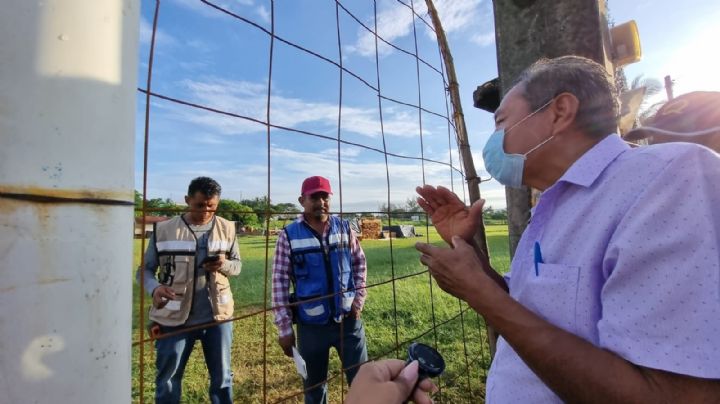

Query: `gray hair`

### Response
(514, 56, 619, 138)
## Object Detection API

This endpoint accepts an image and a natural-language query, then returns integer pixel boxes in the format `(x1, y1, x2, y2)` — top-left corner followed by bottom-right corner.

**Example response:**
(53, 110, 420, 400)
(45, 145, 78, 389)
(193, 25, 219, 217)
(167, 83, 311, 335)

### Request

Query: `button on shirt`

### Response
(487, 134, 720, 403)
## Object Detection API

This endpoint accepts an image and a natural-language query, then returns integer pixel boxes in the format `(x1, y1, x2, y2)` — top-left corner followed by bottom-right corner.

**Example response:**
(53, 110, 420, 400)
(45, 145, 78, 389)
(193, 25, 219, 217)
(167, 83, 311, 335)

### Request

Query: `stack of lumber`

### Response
(360, 218, 382, 240)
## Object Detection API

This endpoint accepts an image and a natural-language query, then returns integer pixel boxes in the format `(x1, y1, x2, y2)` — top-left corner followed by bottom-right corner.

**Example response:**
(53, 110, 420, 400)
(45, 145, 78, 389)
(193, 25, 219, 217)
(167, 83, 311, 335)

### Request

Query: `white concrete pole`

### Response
(0, 1, 139, 403)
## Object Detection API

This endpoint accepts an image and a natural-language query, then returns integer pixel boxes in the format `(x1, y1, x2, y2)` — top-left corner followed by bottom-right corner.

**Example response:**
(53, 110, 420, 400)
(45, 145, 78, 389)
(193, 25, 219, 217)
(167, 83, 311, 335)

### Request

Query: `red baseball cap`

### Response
(625, 91, 720, 151)
(301, 176, 333, 196)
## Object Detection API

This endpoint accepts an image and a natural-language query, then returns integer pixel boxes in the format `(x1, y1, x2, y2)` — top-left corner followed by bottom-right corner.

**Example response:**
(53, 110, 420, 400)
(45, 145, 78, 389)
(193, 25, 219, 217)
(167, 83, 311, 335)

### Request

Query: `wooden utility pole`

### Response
(492, 0, 613, 257)
(425, 0, 488, 254)
(665, 75, 675, 100)
(425, 0, 496, 356)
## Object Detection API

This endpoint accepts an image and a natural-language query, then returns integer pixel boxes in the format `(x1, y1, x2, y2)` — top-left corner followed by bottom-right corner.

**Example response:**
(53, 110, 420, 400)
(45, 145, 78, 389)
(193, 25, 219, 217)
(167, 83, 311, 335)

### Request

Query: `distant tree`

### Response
(274, 202, 300, 213)
(238, 196, 299, 223)
(630, 74, 664, 125)
(378, 202, 413, 220)
(483, 206, 507, 221)
(615, 67, 629, 95)
(146, 198, 179, 216)
(404, 197, 422, 212)
(241, 196, 269, 210)
(217, 199, 259, 227)
(377, 202, 400, 213)
(616, 70, 665, 128)
(134, 190, 143, 217)
(135, 190, 179, 216)
(631, 74, 663, 103)
(241, 196, 271, 222)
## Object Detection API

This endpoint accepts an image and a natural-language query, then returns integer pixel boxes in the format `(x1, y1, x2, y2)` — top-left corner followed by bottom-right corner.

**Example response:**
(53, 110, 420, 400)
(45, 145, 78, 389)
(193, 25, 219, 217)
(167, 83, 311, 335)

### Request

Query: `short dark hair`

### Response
(187, 177, 222, 198)
(514, 56, 619, 138)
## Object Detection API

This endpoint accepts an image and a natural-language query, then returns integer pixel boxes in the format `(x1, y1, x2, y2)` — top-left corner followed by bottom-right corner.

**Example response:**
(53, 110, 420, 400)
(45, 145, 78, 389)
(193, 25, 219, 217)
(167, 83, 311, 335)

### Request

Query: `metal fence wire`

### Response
(135, 0, 493, 402)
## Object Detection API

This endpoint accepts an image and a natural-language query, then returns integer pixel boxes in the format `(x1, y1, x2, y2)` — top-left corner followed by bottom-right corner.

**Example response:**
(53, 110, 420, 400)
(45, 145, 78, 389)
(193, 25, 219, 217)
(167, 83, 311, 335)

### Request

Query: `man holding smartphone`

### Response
(136, 177, 242, 404)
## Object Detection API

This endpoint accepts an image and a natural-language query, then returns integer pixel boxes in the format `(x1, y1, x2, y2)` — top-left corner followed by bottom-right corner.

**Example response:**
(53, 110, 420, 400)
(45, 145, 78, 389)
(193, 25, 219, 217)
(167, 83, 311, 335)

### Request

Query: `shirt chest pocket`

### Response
(514, 263, 580, 333)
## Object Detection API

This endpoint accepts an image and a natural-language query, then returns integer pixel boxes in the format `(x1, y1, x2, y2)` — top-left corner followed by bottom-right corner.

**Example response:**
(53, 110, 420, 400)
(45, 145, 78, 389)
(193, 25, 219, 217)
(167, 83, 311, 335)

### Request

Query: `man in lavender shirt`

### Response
(414, 56, 720, 402)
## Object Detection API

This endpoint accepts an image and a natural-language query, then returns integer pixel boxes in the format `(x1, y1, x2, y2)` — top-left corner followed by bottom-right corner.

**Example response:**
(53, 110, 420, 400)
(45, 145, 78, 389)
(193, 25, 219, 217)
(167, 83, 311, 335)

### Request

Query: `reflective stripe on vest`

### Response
(156, 240, 196, 254)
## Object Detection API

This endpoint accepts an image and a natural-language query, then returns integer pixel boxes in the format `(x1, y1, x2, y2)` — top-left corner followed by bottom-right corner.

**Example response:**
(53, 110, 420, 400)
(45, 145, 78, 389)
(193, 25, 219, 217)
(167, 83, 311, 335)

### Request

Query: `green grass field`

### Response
(131, 224, 510, 403)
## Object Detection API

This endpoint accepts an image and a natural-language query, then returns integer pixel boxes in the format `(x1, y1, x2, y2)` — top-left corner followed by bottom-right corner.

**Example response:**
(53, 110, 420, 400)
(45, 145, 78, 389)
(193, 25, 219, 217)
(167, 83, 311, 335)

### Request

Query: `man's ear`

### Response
(184, 195, 190, 206)
(298, 196, 304, 205)
(550, 92, 579, 134)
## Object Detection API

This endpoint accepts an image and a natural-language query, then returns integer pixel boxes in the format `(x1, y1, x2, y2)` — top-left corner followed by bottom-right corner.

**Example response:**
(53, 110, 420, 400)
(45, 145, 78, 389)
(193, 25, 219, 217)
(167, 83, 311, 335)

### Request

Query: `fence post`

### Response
(0, 1, 139, 402)
(425, 0, 497, 357)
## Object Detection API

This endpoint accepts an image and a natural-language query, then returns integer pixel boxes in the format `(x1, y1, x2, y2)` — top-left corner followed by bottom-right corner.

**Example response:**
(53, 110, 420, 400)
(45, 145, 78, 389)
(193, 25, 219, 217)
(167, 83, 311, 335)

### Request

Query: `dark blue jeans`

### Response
(155, 322, 233, 404)
(297, 317, 368, 404)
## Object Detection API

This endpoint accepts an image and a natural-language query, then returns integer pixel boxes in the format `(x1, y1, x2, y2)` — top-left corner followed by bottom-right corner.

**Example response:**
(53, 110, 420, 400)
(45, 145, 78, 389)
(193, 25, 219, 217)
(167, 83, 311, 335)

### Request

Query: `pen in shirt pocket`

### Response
(533, 241, 543, 276)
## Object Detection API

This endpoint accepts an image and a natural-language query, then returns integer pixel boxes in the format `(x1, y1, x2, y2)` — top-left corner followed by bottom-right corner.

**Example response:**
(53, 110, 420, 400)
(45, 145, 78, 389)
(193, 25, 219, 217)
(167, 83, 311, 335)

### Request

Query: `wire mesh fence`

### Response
(134, 0, 498, 402)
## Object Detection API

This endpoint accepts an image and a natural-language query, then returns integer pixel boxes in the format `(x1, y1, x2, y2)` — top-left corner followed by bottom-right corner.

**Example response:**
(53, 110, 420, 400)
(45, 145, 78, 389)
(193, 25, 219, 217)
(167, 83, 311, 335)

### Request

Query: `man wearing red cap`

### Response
(271, 176, 368, 404)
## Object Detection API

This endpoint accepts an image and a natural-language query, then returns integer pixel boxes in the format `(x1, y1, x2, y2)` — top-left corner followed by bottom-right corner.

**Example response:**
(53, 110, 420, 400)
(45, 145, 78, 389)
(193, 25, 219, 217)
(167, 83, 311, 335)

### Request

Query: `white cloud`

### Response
(178, 60, 211, 71)
(477, 184, 506, 210)
(185, 39, 214, 52)
(341, 146, 362, 157)
(191, 133, 230, 145)
(318, 147, 363, 158)
(139, 16, 178, 47)
(256, 5, 271, 23)
(137, 133, 486, 210)
(167, 77, 428, 138)
(266, 146, 460, 209)
(171, 0, 255, 18)
(470, 31, 495, 47)
(347, 0, 483, 58)
(139, 142, 469, 209)
(350, 5, 415, 57)
(417, 0, 483, 37)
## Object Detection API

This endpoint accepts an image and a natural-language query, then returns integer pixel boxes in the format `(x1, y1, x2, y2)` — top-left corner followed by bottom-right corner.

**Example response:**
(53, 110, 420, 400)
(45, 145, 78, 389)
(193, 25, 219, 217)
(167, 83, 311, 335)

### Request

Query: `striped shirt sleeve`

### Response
(271, 230, 294, 337)
(350, 229, 367, 312)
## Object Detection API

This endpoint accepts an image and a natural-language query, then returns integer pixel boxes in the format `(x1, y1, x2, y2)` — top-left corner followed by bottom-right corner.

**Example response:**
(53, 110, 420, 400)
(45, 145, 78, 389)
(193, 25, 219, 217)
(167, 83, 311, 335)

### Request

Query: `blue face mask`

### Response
(482, 129, 525, 188)
(481, 99, 555, 188)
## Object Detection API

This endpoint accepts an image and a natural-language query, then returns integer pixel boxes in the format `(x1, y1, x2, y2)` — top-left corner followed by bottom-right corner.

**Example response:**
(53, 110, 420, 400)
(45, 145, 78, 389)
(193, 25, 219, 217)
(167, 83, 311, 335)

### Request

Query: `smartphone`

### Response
(201, 255, 220, 265)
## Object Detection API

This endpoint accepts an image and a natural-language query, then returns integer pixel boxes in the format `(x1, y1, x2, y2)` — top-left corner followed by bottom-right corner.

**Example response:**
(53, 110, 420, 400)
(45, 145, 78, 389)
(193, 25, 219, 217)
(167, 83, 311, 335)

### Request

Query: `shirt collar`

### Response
(297, 213, 330, 232)
(556, 134, 629, 188)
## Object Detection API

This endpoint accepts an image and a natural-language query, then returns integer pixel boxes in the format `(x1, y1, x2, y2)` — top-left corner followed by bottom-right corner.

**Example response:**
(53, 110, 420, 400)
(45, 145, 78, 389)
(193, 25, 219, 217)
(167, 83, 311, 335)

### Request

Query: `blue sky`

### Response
(611, 0, 720, 98)
(136, 0, 720, 212)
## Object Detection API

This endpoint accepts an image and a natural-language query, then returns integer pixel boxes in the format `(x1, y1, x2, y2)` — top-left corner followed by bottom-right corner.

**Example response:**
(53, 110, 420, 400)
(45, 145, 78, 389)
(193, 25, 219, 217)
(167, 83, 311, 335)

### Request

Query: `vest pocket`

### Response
(151, 256, 193, 325)
(150, 294, 192, 325)
(303, 302, 326, 317)
(294, 264, 324, 299)
(173, 256, 191, 280)
(296, 295, 330, 324)
(209, 272, 234, 320)
(158, 255, 191, 285)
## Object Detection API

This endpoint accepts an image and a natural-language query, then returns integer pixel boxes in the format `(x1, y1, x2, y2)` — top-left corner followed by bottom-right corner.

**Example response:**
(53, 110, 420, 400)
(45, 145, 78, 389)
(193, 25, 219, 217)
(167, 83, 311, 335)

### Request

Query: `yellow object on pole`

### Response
(611, 20, 642, 67)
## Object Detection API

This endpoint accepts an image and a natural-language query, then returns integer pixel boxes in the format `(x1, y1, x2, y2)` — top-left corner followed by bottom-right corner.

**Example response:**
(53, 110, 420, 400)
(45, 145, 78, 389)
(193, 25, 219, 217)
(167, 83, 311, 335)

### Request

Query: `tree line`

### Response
(135, 191, 507, 224)
(377, 197, 507, 222)
(134, 191, 300, 227)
